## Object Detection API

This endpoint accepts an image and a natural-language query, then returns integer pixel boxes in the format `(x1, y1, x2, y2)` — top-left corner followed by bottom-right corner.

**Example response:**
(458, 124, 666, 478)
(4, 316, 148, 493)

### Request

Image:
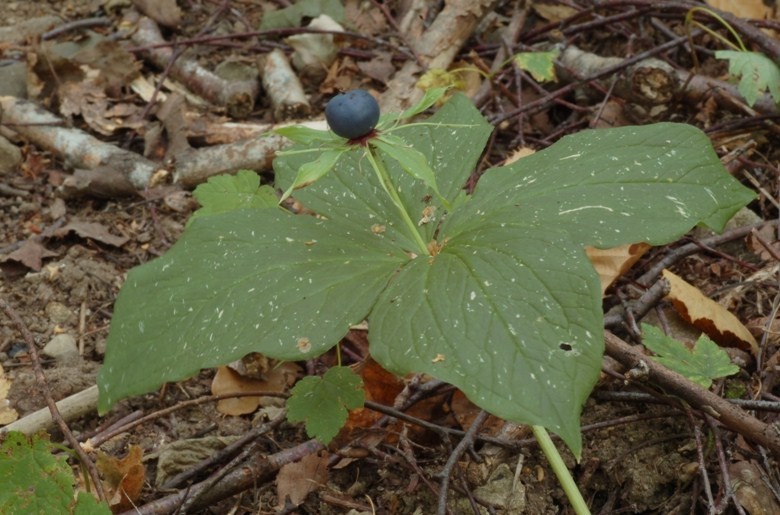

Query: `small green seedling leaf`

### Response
(641, 323, 739, 388)
(287, 366, 365, 444)
(382, 87, 449, 125)
(0, 432, 111, 514)
(417, 69, 465, 93)
(260, 0, 344, 29)
(372, 134, 449, 209)
(716, 50, 780, 106)
(513, 49, 560, 83)
(280, 148, 346, 202)
(190, 170, 278, 224)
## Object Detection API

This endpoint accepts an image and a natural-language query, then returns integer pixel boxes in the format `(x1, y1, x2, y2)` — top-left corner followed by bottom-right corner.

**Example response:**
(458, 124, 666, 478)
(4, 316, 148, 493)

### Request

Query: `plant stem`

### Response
(365, 147, 430, 255)
(532, 425, 591, 515)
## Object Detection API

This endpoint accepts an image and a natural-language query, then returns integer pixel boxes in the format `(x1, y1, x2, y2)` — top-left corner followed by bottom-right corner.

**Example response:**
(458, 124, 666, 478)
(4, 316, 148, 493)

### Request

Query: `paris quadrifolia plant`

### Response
(97, 87, 754, 513)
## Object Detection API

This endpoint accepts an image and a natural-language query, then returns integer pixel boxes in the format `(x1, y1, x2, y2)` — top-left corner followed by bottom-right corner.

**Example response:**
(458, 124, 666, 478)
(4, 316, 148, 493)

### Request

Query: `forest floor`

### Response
(1, 1, 779, 514)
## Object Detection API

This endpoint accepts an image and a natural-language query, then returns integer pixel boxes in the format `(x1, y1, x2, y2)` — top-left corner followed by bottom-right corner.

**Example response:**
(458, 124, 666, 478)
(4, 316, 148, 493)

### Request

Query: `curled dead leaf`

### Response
(586, 243, 651, 295)
(662, 269, 758, 356)
(96, 445, 145, 513)
(212, 363, 300, 416)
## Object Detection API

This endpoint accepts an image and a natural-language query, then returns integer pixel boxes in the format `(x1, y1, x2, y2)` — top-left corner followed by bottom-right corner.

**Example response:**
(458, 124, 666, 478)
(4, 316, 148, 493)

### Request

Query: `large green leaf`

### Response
(384, 123, 753, 454)
(97, 209, 405, 412)
(446, 123, 755, 248)
(369, 225, 603, 452)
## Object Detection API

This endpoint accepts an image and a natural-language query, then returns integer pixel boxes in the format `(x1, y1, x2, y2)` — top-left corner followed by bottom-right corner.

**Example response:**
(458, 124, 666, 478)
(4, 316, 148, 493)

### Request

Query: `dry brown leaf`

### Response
(211, 363, 300, 416)
(729, 461, 780, 515)
(96, 445, 145, 513)
(503, 147, 536, 166)
(132, 0, 183, 27)
(0, 363, 19, 425)
(586, 243, 651, 295)
(532, 2, 579, 23)
(335, 357, 404, 445)
(276, 451, 329, 507)
(54, 220, 129, 247)
(662, 269, 758, 356)
(3, 240, 58, 272)
(706, 0, 772, 20)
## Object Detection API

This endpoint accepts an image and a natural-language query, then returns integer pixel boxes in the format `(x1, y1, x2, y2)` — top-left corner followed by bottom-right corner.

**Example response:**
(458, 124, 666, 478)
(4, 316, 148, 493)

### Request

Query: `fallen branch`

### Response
(121, 438, 323, 515)
(604, 330, 780, 458)
(0, 95, 161, 193)
(130, 16, 259, 118)
(0, 95, 297, 195)
(261, 49, 311, 120)
(0, 385, 98, 436)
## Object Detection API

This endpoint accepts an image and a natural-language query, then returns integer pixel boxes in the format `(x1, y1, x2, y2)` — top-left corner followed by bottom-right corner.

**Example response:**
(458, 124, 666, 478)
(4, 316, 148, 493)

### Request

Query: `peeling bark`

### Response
(0, 96, 161, 194)
(382, 0, 500, 113)
(131, 17, 259, 118)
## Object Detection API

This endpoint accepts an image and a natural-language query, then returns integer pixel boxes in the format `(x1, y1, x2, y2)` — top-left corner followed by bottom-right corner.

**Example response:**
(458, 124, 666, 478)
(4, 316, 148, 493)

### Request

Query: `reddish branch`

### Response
(120, 439, 323, 515)
(604, 331, 780, 457)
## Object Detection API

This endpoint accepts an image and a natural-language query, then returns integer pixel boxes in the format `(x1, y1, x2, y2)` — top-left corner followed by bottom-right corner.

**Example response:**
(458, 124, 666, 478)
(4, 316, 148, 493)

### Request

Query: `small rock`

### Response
(45, 301, 74, 325)
(0, 61, 28, 98)
(43, 334, 79, 364)
(0, 136, 22, 175)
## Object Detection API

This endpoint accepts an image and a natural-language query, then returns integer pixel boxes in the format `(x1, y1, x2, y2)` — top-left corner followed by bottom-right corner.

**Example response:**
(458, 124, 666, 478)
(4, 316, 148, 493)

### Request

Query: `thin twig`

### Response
(88, 392, 288, 448)
(706, 414, 748, 515)
(436, 410, 488, 515)
(0, 298, 107, 502)
(161, 411, 286, 489)
(636, 220, 780, 286)
(41, 17, 111, 40)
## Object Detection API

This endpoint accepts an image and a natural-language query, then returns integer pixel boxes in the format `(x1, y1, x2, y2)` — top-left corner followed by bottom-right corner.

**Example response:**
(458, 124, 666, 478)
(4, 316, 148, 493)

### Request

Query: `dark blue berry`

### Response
(325, 90, 380, 140)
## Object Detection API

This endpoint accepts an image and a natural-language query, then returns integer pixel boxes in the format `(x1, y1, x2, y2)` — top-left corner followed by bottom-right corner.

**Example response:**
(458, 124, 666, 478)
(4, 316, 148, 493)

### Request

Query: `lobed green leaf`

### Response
(190, 170, 278, 225)
(287, 366, 364, 444)
(642, 323, 739, 388)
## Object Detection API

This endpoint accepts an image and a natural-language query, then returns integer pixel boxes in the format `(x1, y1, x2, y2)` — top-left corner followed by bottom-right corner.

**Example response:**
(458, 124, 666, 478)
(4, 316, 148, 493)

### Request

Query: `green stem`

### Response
(364, 147, 430, 256)
(532, 425, 591, 515)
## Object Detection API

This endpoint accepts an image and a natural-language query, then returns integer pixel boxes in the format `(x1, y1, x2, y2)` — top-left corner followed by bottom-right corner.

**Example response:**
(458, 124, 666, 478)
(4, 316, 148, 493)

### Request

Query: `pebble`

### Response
(43, 334, 79, 364)
(0, 136, 22, 175)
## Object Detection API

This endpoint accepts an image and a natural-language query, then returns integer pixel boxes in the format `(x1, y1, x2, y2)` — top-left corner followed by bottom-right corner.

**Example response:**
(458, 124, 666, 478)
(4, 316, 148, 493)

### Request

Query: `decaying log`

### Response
(131, 16, 259, 118)
(557, 44, 778, 115)
(558, 45, 677, 106)
(174, 134, 288, 188)
(0, 95, 308, 195)
(260, 49, 311, 121)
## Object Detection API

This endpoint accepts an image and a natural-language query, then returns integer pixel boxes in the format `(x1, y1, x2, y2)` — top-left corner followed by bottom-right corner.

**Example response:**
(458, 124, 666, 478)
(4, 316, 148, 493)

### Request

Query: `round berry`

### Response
(325, 90, 380, 140)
